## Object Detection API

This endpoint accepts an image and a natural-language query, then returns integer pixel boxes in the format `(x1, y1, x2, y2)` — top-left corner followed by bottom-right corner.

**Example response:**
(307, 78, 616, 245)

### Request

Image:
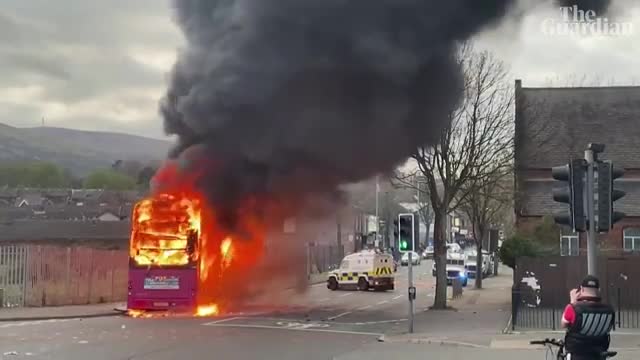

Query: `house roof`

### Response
(0, 220, 131, 241)
(70, 189, 104, 200)
(14, 193, 46, 207)
(0, 204, 133, 221)
(0, 188, 18, 198)
(0, 208, 34, 221)
(515, 82, 640, 170)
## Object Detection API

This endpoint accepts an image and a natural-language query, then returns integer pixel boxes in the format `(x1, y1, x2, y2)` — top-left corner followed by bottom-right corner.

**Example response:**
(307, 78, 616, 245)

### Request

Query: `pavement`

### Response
(0, 272, 330, 322)
(1, 262, 638, 359)
(0, 303, 125, 322)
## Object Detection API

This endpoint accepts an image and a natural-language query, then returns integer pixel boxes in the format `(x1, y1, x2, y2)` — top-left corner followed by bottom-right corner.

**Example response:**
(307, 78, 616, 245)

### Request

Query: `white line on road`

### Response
(346, 319, 407, 325)
(376, 300, 389, 305)
(326, 312, 352, 321)
(392, 295, 403, 300)
(202, 317, 241, 325)
(317, 298, 330, 303)
(338, 293, 353, 298)
(0, 319, 75, 328)
(357, 305, 372, 311)
(204, 323, 382, 337)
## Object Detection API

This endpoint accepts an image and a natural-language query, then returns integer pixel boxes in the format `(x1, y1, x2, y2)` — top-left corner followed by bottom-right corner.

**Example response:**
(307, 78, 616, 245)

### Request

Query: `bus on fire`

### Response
(127, 194, 203, 313)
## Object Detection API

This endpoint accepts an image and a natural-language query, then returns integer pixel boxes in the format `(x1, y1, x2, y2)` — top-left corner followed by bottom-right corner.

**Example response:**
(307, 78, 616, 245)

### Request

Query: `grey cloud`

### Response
(0, 0, 182, 136)
(2, 51, 71, 80)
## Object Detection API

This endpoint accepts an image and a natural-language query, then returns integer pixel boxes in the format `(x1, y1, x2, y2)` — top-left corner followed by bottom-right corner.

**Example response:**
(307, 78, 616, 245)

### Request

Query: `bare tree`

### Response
(394, 43, 514, 309)
(459, 166, 512, 289)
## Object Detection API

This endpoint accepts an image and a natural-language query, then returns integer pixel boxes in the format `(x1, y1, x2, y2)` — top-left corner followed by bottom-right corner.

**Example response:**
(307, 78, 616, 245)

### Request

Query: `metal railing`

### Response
(512, 286, 640, 330)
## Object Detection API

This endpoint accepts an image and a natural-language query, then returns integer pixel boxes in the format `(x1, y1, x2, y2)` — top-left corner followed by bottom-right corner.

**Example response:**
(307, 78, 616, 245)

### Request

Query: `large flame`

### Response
(133, 160, 268, 316)
(130, 194, 201, 267)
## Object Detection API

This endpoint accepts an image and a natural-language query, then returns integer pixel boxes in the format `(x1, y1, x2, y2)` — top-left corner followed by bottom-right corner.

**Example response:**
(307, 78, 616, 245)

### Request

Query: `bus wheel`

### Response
(327, 277, 338, 291)
(357, 278, 369, 291)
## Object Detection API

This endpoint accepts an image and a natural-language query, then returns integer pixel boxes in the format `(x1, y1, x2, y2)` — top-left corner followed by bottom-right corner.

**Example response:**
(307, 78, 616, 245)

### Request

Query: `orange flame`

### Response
(196, 304, 219, 317)
(137, 159, 273, 316)
(127, 309, 152, 318)
(130, 194, 201, 267)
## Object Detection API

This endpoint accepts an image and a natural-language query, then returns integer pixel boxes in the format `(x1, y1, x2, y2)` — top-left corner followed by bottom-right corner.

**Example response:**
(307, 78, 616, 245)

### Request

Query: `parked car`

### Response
(401, 251, 421, 266)
(423, 246, 434, 259)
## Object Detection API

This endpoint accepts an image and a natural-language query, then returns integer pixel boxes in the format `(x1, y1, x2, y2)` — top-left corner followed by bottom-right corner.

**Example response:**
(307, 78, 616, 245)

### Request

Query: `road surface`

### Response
(4, 261, 628, 359)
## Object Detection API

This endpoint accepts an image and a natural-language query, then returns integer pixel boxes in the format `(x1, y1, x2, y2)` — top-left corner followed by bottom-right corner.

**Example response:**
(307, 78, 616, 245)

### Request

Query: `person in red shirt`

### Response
(560, 275, 615, 359)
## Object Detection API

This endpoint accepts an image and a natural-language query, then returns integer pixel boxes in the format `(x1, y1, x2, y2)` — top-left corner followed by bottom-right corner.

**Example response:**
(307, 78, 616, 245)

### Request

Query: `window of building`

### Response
(560, 232, 579, 256)
(623, 228, 640, 252)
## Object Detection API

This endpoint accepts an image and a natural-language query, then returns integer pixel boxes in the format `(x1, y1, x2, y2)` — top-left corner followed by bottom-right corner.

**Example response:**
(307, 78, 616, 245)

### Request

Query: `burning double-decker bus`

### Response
(127, 193, 203, 313)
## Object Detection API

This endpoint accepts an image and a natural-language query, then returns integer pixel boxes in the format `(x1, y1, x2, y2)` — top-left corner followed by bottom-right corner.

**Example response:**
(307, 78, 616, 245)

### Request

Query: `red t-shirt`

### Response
(562, 304, 576, 324)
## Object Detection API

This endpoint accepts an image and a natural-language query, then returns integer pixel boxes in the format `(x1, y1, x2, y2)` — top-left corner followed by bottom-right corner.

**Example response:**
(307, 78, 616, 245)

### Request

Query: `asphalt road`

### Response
(240, 259, 440, 334)
(0, 261, 562, 360)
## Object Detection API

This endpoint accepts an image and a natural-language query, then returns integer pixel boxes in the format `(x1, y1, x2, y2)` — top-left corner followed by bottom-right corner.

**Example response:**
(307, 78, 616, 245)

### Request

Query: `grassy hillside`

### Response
(0, 123, 172, 175)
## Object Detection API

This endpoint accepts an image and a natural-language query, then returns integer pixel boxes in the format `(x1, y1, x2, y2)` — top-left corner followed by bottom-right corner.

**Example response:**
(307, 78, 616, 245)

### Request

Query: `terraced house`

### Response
(514, 80, 640, 255)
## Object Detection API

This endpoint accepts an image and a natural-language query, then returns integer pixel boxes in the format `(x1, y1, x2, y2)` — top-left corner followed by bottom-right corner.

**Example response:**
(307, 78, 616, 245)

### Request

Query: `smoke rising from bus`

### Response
(151, 0, 612, 311)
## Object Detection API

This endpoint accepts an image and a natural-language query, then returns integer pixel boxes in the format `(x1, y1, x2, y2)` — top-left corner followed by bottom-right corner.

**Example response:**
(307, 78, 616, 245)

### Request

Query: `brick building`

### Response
(514, 80, 640, 255)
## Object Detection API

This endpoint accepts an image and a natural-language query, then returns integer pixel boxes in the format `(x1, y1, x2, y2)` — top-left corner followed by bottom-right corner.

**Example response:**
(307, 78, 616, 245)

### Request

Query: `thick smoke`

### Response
(160, 0, 610, 228)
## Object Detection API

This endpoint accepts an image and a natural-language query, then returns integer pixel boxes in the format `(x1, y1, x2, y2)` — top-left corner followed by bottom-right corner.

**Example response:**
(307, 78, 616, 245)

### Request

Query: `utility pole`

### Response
(584, 146, 598, 275)
(396, 213, 416, 333)
(375, 176, 380, 248)
(408, 250, 414, 333)
(408, 214, 415, 333)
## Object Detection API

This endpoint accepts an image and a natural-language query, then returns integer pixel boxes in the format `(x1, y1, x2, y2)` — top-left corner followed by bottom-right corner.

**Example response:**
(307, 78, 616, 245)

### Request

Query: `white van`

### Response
(431, 252, 467, 287)
(327, 250, 395, 291)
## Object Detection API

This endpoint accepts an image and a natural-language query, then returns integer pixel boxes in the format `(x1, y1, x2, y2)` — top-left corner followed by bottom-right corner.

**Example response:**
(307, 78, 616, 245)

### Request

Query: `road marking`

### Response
(327, 312, 352, 321)
(376, 300, 389, 305)
(392, 295, 403, 300)
(348, 319, 407, 325)
(338, 293, 353, 298)
(203, 323, 382, 337)
(202, 317, 241, 325)
(317, 298, 330, 303)
(357, 305, 372, 311)
(275, 321, 330, 329)
(311, 282, 326, 288)
(0, 319, 74, 328)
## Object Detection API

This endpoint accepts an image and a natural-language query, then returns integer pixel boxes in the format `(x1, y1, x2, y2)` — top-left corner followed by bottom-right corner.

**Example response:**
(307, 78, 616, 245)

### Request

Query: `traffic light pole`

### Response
(408, 213, 416, 333)
(553, 144, 624, 277)
(585, 148, 597, 276)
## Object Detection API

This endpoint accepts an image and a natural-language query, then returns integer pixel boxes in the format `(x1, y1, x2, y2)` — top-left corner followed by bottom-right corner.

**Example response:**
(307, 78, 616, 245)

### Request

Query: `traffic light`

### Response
(397, 214, 414, 252)
(552, 159, 587, 232)
(597, 161, 625, 231)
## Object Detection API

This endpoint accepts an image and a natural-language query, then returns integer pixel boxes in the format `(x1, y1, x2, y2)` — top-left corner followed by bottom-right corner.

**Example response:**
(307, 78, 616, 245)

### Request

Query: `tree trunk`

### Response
(432, 208, 448, 309)
(475, 225, 484, 289)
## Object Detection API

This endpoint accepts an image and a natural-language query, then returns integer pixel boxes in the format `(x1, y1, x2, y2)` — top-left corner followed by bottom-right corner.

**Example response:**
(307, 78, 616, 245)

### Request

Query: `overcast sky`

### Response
(1, 0, 638, 139)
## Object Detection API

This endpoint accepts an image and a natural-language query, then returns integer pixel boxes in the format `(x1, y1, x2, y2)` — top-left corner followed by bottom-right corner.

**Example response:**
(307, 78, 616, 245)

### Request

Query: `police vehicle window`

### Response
(340, 260, 349, 268)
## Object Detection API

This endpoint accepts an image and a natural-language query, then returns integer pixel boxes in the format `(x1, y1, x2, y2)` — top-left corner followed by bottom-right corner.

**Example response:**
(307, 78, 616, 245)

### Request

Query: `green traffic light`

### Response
(400, 240, 407, 249)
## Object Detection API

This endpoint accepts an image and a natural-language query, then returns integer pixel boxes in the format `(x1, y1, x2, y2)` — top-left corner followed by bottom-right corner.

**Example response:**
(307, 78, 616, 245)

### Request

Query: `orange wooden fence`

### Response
(0, 245, 128, 307)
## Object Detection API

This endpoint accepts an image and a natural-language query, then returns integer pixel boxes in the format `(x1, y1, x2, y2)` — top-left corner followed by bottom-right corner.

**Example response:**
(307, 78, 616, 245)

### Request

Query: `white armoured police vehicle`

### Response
(327, 250, 395, 291)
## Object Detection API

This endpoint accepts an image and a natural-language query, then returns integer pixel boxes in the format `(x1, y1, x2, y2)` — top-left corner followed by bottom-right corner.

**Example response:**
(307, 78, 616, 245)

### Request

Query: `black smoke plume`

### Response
(160, 0, 608, 229)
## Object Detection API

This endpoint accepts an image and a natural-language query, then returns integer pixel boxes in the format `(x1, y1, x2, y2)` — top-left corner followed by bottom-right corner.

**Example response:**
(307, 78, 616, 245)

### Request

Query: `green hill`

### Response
(0, 123, 172, 175)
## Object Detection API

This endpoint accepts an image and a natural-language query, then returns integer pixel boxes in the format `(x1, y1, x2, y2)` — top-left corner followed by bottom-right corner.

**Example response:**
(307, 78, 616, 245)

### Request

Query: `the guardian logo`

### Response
(542, 5, 634, 37)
